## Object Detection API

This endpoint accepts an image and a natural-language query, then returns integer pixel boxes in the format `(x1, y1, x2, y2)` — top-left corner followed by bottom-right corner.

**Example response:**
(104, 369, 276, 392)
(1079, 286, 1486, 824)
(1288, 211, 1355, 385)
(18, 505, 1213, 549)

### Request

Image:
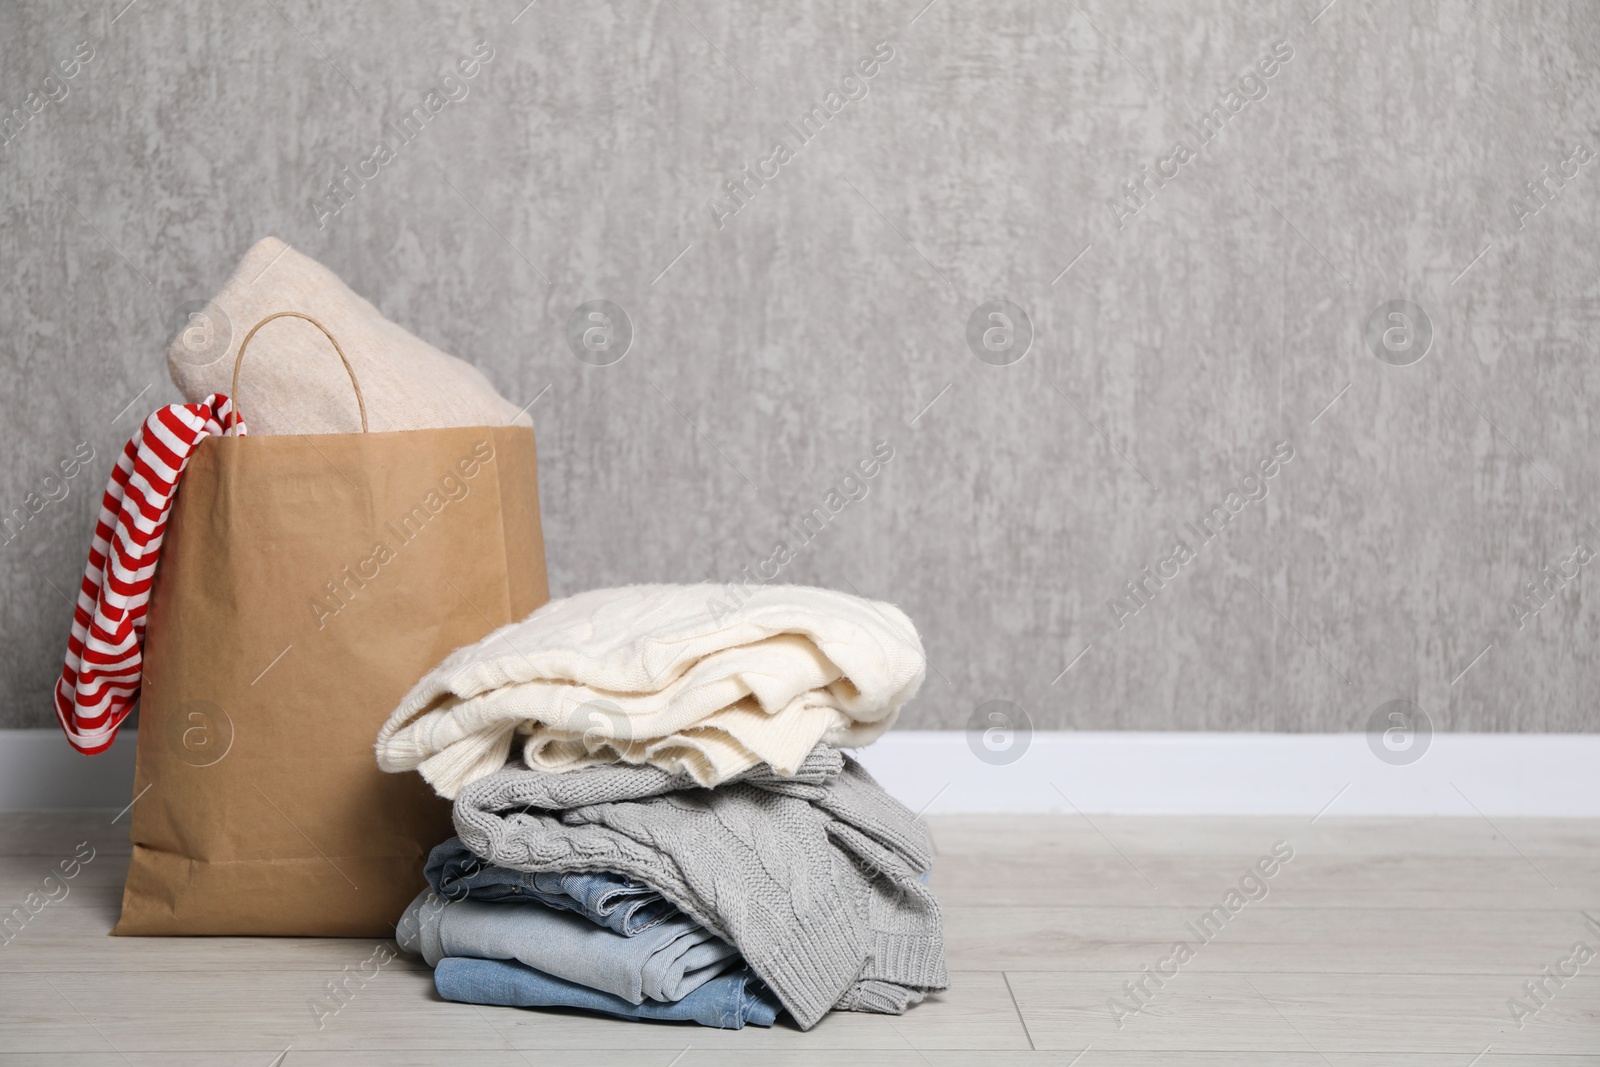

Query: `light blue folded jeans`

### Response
(424, 836, 674, 937)
(435, 957, 781, 1029)
(396, 888, 738, 1005)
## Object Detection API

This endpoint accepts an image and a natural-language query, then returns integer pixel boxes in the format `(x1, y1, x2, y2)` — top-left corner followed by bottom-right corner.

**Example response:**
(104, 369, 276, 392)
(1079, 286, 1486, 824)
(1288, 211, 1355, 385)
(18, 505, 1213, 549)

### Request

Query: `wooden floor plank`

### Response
(15, 898, 1591, 977)
(927, 815, 1600, 857)
(945, 906, 1600, 973)
(0, 855, 131, 901)
(0, 969, 1023, 1053)
(484, 971, 1025, 1052)
(2, 1052, 1599, 1066)
(0, 812, 129, 858)
(1007, 971, 1600, 1055)
(2, 813, 1597, 1061)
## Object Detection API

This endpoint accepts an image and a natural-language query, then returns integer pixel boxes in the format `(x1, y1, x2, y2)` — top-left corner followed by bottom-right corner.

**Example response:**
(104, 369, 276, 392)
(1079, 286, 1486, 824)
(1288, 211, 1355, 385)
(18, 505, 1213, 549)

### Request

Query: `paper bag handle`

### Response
(229, 312, 370, 436)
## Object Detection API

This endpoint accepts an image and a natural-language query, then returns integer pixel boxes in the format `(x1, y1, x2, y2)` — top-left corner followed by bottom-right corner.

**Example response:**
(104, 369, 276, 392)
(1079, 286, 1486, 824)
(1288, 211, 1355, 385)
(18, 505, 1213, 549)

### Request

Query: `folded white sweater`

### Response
(376, 584, 926, 798)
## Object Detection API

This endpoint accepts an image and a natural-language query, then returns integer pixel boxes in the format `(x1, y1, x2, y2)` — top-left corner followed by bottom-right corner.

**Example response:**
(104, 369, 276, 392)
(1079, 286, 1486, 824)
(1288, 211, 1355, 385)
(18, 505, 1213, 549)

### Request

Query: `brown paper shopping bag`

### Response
(114, 312, 547, 936)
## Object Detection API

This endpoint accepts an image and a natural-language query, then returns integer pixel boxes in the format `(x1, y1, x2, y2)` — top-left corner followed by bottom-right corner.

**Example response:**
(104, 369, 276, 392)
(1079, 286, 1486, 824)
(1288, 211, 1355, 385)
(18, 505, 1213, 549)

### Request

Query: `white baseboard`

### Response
(3, 729, 1597, 816)
(0, 729, 140, 810)
(853, 731, 1600, 816)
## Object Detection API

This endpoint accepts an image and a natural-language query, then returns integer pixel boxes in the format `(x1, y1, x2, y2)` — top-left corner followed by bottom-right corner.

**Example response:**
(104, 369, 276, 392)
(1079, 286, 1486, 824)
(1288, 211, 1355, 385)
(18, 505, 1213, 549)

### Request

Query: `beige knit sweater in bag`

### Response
(167, 237, 527, 435)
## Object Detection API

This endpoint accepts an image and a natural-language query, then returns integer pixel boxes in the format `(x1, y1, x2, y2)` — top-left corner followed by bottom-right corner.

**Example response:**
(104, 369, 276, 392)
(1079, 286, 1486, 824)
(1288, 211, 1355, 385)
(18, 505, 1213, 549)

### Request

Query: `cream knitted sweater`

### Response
(376, 584, 926, 799)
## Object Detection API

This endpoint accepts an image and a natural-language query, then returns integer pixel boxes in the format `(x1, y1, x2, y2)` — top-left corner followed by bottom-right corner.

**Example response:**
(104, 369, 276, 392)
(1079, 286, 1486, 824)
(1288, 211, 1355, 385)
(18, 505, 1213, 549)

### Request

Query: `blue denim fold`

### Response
(434, 957, 782, 1029)
(424, 836, 675, 937)
(396, 888, 738, 1005)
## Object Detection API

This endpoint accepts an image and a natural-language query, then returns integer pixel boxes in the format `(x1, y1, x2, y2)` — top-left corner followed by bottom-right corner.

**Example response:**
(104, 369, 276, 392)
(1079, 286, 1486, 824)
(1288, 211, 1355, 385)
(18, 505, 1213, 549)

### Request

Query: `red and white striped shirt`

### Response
(55, 396, 245, 754)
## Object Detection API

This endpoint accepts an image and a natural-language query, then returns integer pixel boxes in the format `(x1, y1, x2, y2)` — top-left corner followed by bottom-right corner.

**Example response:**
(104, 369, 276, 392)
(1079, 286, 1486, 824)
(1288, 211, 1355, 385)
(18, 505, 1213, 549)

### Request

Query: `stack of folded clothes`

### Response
(380, 583, 948, 1030)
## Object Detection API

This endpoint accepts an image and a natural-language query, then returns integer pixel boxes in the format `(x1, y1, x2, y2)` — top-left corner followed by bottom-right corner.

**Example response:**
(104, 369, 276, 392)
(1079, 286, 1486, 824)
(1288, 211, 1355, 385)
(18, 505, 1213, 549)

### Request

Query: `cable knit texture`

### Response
(377, 584, 926, 799)
(452, 746, 947, 1029)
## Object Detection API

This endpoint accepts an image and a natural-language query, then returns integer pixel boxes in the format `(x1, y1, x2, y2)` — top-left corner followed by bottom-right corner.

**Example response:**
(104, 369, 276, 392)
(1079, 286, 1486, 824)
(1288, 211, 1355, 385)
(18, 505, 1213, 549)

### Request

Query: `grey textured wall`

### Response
(2, 0, 1596, 733)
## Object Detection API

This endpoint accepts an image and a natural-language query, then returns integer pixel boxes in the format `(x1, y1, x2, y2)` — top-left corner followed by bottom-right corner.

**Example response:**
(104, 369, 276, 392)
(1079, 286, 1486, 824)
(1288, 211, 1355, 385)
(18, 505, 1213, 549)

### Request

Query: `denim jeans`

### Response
(435, 957, 781, 1029)
(424, 836, 674, 937)
(397, 888, 738, 1005)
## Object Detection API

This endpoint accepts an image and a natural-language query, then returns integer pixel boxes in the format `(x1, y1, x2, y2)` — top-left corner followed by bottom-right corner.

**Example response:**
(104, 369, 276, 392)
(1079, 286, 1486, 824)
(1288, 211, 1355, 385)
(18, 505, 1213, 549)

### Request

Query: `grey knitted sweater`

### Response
(452, 747, 947, 1029)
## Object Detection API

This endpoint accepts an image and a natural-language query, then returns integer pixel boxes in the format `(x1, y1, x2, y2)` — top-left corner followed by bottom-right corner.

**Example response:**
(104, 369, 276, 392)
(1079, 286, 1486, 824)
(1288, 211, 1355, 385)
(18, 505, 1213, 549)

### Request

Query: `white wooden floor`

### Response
(0, 809, 1596, 1065)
